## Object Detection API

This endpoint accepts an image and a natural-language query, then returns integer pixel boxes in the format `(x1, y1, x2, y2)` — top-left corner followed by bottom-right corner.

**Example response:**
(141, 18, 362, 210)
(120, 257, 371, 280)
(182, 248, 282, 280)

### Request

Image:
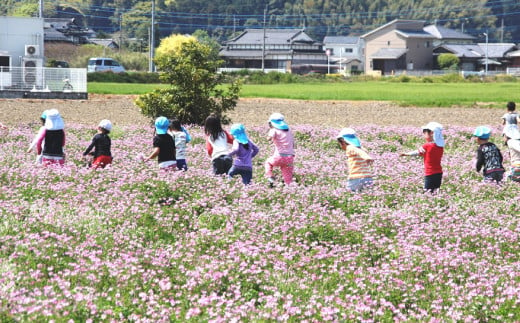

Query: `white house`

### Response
(323, 36, 364, 73)
(0, 16, 44, 88)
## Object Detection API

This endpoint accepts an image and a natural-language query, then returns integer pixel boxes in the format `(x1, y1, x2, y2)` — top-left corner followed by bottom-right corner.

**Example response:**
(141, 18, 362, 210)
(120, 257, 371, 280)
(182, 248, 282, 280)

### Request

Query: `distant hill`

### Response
(3, 0, 520, 43)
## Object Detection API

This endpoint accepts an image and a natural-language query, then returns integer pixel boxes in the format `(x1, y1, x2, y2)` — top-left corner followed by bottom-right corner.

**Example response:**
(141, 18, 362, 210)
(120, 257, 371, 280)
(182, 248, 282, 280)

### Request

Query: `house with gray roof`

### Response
(361, 19, 435, 75)
(434, 43, 518, 71)
(323, 36, 364, 73)
(219, 29, 327, 73)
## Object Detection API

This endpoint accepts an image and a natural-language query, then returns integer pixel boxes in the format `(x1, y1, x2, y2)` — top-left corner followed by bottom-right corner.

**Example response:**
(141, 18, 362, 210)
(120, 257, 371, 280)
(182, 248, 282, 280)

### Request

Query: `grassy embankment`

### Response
(87, 81, 520, 107)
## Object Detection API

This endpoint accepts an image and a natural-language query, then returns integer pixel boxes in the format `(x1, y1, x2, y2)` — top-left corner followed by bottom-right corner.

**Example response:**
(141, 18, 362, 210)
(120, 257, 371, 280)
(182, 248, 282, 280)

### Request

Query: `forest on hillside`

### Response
(1, 0, 519, 45)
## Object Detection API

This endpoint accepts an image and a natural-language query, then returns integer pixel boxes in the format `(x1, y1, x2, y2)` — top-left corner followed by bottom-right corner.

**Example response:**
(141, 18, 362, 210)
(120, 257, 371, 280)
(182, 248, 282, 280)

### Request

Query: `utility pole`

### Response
(38, 0, 43, 18)
(149, 0, 155, 72)
(483, 32, 488, 76)
(119, 14, 122, 53)
(262, 5, 267, 73)
(501, 18, 504, 43)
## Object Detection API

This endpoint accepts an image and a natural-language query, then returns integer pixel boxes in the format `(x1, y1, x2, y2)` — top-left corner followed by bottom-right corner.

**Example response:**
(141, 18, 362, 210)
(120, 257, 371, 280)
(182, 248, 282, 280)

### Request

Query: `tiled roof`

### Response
(370, 48, 407, 59)
(395, 30, 436, 39)
(227, 29, 317, 45)
(476, 43, 517, 58)
(424, 25, 475, 40)
(323, 36, 359, 44)
(436, 44, 483, 58)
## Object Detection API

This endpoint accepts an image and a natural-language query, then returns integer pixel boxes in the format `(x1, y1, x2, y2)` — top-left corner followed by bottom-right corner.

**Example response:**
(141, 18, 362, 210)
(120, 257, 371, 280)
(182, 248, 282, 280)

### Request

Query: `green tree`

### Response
(135, 35, 241, 125)
(437, 53, 460, 70)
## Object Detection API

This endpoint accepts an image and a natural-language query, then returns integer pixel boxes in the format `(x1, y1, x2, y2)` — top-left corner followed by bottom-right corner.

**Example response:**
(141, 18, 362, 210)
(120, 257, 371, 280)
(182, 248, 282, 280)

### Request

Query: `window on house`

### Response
(344, 48, 353, 53)
(425, 41, 430, 48)
(387, 41, 391, 46)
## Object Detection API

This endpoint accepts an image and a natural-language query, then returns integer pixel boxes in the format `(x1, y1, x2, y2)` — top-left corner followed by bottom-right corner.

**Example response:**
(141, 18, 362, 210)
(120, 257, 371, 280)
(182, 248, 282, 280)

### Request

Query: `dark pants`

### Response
(424, 173, 442, 192)
(212, 155, 232, 175)
(484, 170, 504, 183)
(176, 159, 188, 171)
(228, 166, 253, 185)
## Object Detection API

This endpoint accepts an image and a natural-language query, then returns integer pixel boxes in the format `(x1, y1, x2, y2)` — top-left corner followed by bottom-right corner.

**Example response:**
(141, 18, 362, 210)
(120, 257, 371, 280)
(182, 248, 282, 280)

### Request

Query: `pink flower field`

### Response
(0, 122, 519, 322)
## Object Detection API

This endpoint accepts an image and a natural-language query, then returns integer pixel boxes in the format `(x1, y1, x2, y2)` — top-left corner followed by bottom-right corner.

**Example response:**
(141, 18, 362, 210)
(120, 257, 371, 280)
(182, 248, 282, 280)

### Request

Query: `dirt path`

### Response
(0, 94, 503, 128)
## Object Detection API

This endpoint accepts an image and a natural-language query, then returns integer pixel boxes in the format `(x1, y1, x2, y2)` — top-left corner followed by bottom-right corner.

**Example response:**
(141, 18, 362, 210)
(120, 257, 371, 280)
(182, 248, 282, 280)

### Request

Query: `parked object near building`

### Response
(87, 57, 126, 73)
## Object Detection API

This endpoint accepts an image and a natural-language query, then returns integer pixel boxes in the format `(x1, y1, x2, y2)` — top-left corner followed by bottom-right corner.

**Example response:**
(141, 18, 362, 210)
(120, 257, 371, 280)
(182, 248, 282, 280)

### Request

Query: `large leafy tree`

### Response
(135, 34, 241, 125)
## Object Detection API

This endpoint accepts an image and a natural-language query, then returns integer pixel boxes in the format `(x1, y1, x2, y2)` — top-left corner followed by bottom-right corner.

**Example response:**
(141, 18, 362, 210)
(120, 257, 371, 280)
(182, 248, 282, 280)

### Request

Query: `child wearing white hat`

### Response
(502, 124, 520, 182)
(473, 126, 505, 183)
(28, 109, 66, 166)
(265, 113, 295, 186)
(83, 119, 113, 169)
(336, 128, 374, 192)
(400, 122, 444, 192)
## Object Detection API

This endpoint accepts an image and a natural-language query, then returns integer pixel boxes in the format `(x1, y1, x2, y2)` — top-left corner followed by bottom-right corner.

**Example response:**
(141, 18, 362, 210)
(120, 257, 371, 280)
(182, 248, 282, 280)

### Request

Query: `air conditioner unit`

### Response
(22, 57, 43, 87)
(25, 45, 40, 56)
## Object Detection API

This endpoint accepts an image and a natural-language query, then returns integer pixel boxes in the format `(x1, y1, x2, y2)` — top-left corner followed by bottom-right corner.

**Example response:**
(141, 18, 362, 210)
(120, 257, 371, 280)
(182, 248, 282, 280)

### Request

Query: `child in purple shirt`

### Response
(228, 123, 260, 185)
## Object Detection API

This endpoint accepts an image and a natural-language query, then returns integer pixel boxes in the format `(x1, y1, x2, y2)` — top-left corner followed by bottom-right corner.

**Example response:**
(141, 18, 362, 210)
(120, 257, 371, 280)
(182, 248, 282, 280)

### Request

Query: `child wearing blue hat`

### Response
(400, 122, 445, 193)
(142, 116, 177, 169)
(336, 128, 374, 192)
(265, 113, 295, 187)
(473, 126, 505, 183)
(228, 124, 260, 185)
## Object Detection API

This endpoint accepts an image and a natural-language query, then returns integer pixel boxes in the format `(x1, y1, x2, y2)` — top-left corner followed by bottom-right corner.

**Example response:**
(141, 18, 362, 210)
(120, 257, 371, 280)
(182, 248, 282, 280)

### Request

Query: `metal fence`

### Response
(0, 67, 87, 93)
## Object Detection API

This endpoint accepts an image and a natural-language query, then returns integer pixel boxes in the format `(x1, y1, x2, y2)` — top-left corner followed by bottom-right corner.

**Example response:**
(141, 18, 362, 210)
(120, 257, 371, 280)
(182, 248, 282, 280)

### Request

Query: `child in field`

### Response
(265, 113, 295, 187)
(83, 119, 113, 169)
(503, 125, 520, 182)
(168, 119, 190, 171)
(400, 122, 444, 193)
(204, 114, 233, 175)
(27, 109, 66, 166)
(27, 110, 48, 164)
(473, 126, 505, 183)
(502, 102, 518, 126)
(336, 128, 374, 192)
(142, 116, 177, 169)
(228, 123, 260, 185)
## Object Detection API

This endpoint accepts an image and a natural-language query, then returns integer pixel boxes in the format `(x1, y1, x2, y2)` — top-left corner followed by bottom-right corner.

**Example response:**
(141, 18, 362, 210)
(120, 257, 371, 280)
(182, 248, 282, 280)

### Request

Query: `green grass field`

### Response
(88, 81, 520, 107)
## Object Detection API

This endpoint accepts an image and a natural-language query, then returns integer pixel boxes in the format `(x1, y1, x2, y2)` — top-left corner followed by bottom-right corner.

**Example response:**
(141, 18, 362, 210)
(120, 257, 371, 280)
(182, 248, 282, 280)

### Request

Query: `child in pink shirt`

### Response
(265, 113, 295, 186)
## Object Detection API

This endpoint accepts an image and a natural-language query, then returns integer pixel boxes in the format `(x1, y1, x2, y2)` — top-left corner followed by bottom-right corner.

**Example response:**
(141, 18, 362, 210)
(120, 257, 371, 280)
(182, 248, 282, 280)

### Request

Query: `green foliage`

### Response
(88, 71, 161, 83)
(11, 3, 38, 16)
(438, 53, 460, 70)
(136, 39, 241, 124)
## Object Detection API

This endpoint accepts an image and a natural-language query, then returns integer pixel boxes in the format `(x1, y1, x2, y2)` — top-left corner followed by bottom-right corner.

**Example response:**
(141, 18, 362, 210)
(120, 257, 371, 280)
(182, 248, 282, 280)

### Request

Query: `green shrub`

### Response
(87, 72, 161, 83)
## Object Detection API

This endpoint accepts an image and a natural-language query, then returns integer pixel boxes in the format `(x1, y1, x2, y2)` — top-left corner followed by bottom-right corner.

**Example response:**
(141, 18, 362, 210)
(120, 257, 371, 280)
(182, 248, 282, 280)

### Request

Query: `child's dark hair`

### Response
(99, 127, 110, 134)
(204, 114, 224, 141)
(169, 119, 182, 131)
(507, 101, 516, 111)
(40, 117, 46, 125)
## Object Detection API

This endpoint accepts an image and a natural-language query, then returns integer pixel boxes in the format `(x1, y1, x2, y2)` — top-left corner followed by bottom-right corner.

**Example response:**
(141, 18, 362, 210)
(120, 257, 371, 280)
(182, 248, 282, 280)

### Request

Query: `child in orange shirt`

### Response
(336, 128, 374, 192)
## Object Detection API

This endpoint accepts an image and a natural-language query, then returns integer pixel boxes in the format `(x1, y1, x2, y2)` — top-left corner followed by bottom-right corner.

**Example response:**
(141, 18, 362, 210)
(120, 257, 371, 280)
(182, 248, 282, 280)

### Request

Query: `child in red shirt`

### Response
(400, 122, 445, 193)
